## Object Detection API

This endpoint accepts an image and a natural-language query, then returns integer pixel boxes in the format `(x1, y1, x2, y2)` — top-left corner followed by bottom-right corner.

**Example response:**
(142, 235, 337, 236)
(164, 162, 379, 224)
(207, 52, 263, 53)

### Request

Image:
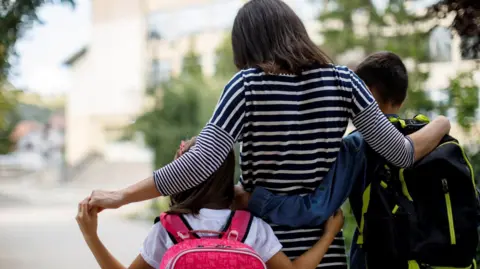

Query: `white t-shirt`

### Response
(140, 209, 283, 268)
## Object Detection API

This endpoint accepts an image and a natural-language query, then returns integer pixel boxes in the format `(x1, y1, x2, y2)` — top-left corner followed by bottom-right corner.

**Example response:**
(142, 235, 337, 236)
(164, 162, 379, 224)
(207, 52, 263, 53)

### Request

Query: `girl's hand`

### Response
(324, 210, 344, 238)
(76, 198, 99, 240)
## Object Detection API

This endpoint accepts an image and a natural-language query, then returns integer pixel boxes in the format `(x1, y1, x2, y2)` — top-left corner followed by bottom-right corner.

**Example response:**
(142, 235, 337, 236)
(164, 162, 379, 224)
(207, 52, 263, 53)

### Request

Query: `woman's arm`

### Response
(88, 72, 246, 209)
(75, 202, 153, 269)
(346, 67, 450, 167)
(407, 116, 450, 161)
(266, 211, 344, 269)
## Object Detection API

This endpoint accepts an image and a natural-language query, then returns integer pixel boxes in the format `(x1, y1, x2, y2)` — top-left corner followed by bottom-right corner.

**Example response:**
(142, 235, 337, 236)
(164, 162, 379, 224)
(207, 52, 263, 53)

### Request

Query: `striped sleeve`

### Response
(347, 69, 415, 168)
(153, 72, 245, 195)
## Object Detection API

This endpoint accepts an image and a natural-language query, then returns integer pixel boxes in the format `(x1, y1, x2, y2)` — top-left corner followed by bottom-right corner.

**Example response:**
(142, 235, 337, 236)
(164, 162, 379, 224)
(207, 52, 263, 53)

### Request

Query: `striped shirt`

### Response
(153, 64, 415, 268)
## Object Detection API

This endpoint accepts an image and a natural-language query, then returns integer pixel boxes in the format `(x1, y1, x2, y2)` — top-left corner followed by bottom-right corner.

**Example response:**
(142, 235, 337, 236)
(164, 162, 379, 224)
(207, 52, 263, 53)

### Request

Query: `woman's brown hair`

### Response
(231, 0, 332, 74)
(168, 137, 236, 215)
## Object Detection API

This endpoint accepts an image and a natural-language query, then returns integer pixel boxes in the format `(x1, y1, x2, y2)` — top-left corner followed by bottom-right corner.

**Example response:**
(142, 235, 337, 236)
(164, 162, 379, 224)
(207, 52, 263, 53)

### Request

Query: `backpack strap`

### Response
(160, 213, 200, 244)
(221, 210, 253, 243)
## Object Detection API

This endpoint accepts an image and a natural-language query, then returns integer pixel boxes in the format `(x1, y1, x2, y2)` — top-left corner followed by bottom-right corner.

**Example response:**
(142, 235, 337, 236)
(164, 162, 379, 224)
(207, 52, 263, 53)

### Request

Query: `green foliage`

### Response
(318, 0, 433, 119)
(341, 201, 357, 255)
(445, 72, 478, 131)
(0, 89, 20, 154)
(215, 34, 237, 79)
(400, 67, 435, 117)
(135, 56, 205, 168)
(0, 0, 75, 81)
(0, 0, 73, 154)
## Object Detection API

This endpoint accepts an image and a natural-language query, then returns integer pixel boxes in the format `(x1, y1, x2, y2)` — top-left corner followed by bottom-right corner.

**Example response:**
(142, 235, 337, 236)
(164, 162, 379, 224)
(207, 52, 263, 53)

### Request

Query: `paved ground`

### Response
(0, 177, 154, 269)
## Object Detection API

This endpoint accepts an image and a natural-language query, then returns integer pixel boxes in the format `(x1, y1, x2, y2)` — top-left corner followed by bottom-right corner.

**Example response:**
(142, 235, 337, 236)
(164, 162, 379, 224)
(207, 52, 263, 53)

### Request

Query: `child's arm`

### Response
(266, 210, 344, 269)
(235, 134, 366, 228)
(76, 202, 154, 269)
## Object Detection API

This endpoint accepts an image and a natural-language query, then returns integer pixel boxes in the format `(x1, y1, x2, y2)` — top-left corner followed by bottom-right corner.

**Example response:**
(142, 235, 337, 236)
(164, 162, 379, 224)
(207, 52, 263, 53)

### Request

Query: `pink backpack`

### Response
(158, 210, 266, 269)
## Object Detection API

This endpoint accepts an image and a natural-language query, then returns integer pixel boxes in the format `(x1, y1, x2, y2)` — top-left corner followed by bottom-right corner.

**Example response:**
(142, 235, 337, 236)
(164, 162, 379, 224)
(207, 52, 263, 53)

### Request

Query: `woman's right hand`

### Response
(88, 190, 125, 210)
(324, 210, 344, 238)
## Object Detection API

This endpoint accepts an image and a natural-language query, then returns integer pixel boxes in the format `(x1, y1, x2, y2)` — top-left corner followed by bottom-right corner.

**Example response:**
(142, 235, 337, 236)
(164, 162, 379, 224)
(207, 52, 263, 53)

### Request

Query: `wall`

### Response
(66, 0, 148, 166)
(66, 53, 94, 165)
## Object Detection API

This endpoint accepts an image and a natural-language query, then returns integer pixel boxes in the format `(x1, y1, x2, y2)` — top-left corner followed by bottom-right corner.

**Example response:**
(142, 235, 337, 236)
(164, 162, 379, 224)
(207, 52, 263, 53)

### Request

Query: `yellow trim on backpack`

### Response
(389, 117, 407, 128)
(438, 141, 477, 195)
(384, 164, 413, 202)
(380, 181, 388, 189)
(444, 189, 456, 245)
(414, 114, 430, 123)
(408, 261, 421, 269)
(392, 205, 399, 214)
(356, 183, 372, 245)
(399, 168, 414, 201)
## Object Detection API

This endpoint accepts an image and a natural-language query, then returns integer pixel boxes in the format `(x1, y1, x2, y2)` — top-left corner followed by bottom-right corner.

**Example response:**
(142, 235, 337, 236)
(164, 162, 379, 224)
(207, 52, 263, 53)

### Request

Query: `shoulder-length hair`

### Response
(168, 137, 236, 215)
(232, 0, 332, 74)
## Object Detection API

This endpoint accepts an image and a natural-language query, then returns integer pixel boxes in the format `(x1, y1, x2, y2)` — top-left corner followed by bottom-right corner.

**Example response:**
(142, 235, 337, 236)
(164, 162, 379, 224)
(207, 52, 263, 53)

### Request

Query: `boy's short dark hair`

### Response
(355, 52, 408, 106)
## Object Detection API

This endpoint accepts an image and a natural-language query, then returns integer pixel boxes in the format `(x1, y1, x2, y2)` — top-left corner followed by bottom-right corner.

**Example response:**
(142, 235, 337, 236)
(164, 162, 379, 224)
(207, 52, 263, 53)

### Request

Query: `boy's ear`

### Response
(368, 86, 381, 102)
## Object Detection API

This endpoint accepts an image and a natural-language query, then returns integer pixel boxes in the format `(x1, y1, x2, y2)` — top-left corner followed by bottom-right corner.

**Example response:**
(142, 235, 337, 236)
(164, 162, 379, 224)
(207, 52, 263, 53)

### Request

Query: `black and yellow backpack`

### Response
(357, 115, 478, 269)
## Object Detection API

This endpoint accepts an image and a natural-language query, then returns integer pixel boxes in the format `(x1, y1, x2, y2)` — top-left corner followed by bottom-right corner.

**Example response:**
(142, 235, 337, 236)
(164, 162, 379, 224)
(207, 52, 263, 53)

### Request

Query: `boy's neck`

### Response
(379, 103, 399, 116)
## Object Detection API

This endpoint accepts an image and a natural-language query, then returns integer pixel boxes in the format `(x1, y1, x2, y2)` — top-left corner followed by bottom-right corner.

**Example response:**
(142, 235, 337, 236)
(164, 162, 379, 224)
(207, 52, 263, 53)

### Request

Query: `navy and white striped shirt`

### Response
(153, 64, 414, 268)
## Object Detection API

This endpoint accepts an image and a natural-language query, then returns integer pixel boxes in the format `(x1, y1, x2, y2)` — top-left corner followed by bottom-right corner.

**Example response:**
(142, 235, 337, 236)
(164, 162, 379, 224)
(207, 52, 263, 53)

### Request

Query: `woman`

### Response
(87, 0, 450, 268)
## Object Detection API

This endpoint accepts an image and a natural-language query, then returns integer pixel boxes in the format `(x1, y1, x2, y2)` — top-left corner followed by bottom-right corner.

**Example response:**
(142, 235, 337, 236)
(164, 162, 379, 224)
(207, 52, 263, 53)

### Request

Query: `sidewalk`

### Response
(0, 205, 152, 269)
(0, 176, 155, 269)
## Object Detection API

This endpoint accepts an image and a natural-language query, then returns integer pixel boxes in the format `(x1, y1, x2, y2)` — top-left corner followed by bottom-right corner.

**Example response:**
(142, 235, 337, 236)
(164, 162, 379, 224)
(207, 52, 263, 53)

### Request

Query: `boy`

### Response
(234, 51, 410, 269)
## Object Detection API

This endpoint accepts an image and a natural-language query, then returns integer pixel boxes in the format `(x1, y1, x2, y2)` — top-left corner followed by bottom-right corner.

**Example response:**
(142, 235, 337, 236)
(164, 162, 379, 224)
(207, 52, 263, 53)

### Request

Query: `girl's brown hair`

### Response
(168, 137, 236, 215)
(231, 0, 332, 74)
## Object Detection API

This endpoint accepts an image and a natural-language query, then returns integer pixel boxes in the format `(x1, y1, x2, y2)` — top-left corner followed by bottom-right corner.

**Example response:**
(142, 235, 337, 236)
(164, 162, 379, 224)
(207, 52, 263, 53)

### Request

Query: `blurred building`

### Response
(62, 0, 319, 169)
(0, 115, 65, 180)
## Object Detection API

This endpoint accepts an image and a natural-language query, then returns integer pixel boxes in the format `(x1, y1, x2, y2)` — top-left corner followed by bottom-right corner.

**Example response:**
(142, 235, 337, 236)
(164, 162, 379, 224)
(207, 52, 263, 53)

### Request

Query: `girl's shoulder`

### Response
(140, 222, 173, 269)
(245, 216, 283, 262)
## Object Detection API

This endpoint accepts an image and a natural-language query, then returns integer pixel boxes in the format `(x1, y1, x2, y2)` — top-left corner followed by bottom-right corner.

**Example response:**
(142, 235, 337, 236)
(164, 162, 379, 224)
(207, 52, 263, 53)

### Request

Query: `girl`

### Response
(76, 137, 344, 269)
(88, 0, 451, 267)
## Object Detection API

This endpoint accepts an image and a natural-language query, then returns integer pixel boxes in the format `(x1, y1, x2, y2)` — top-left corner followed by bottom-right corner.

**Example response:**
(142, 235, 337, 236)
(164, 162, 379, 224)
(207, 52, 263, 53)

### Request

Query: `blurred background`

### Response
(0, 0, 478, 268)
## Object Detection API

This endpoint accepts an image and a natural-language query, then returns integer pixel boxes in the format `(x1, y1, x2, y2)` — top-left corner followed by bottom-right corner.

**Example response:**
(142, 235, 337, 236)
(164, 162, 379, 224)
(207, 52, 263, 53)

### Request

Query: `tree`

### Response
(439, 71, 480, 181)
(0, 0, 74, 154)
(425, 0, 480, 59)
(0, 89, 20, 154)
(134, 42, 224, 216)
(135, 49, 205, 169)
(0, 0, 74, 81)
(215, 34, 237, 79)
(318, 0, 435, 117)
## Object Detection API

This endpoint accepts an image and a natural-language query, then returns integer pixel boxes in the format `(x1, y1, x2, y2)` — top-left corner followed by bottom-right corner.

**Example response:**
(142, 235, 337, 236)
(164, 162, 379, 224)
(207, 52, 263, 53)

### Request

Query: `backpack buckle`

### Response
(177, 232, 190, 240)
(227, 230, 239, 241)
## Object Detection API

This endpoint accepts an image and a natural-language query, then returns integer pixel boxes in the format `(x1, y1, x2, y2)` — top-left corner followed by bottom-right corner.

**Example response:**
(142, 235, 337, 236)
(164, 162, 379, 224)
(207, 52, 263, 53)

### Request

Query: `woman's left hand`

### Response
(76, 197, 99, 239)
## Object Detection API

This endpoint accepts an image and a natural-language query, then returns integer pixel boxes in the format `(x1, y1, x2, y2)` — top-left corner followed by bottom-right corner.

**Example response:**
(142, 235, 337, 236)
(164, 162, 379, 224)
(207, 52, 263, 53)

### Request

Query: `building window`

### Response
(428, 27, 452, 62)
(146, 0, 243, 41)
(149, 60, 172, 87)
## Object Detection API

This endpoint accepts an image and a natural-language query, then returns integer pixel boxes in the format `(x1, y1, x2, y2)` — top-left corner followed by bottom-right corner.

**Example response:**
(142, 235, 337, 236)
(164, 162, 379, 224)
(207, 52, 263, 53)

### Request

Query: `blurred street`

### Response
(0, 175, 152, 269)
